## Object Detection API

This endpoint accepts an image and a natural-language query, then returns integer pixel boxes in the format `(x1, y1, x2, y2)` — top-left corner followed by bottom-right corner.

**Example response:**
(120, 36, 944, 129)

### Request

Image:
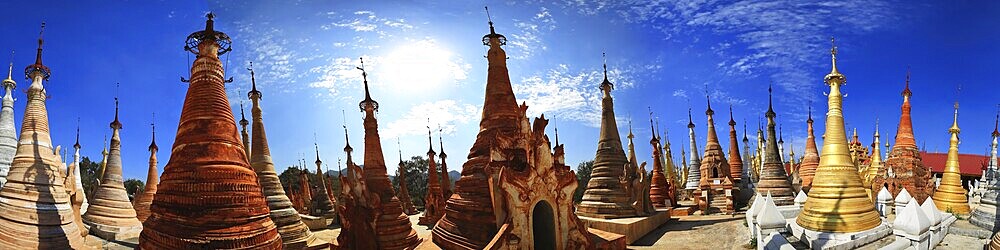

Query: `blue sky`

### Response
(1, 1, 998, 181)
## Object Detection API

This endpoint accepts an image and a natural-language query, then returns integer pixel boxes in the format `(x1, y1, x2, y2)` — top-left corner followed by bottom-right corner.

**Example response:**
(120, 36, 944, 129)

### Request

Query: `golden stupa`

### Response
(795, 39, 881, 233)
(931, 103, 970, 215)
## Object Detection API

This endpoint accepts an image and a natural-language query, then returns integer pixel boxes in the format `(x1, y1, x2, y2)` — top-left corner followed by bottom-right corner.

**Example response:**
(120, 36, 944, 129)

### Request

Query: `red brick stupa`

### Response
(419, 125, 446, 226)
(884, 70, 933, 203)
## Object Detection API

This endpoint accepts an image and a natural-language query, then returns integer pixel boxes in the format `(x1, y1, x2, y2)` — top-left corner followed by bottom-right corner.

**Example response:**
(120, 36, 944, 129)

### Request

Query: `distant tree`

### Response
(124, 179, 144, 202)
(391, 156, 430, 208)
(278, 165, 341, 199)
(574, 160, 594, 203)
(78, 156, 101, 201)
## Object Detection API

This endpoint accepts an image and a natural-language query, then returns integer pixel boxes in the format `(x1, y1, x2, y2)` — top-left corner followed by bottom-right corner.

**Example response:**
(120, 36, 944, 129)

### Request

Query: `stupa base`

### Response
(788, 220, 891, 250)
(970, 202, 998, 231)
(577, 208, 672, 244)
(300, 214, 328, 230)
(85, 222, 143, 241)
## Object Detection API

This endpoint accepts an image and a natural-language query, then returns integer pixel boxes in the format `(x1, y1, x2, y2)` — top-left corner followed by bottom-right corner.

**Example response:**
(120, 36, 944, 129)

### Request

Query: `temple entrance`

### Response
(532, 201, 556, 250)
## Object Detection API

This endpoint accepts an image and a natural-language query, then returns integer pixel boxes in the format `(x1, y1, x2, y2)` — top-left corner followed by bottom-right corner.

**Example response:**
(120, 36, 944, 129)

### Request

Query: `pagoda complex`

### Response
(419, 126, 446, 226)
(684, 109, 703, 191)
(433, 11, 613, 249)
(245, 64, 316, 249)
(82, 94, 144, 240)
(795, 39, 882, 235)
(396, 144, 418, 215)
(755, 86, 796, 206)
(132, 120, 158, 223)
(693, 95, 736, 214)
(799, 107, 820, 191)
(348, 57, 420, 249)
(577, 54, 639, 219)
(884, 70, 933, 203)
(931, 103, 970, 215)
(0, 58, 16, 190)
(310, 144, 336, 218)
(439, 131, 452, 199)
(0, 23, 86, 248)
(649, 119, 672, 208)
(971, 112, 1000, 230)
(139, 14, 282, 249)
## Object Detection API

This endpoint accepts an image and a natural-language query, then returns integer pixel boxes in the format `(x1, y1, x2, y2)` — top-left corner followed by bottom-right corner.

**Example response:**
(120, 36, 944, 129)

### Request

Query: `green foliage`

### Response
(278, 165, 341, 198)
(78, 156, 101, 201)
(392, 156, 431, 208)
(124, 178, 144, 201)
(574, 160, 594, 203)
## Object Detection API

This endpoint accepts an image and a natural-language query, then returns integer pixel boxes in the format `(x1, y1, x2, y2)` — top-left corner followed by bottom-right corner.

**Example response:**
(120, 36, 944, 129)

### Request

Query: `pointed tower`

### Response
(778, 125, 786, 164)
(577, 53, 637, 219)
(433, 14, 517, 249)
(99, 134, 109, 182)
(439, 129, 452, 199)
(885, 68, 932, 202)
(355, 58, 421, 249)
(239, 100, 250, 161)
(396, 140, 417, 215)
(419, 125, 446, 225)
(756, 85, 796, 206)
(335, 121, 380, 249)
(132, 116, 159, 223)
(728, 106, 744, 187)
(648, 117, 671, 208)
(297, 162, 312, 214)
(684, 109, 703, 190)
(796, 39, 881, 233)
(694, 94, 735, 214)
(849, 128, 871, 171)
(742, 122, 754, 190)
(0, 53, 16, 189)
(0, 23, 87, 248)
(68, 122, 88, 236)
(932, 103, 970, 215)
(800, 107, 820, 191)
(139, 14, 282, 249)
(864, 120, 888, 199)
(83, 94, 144, 241)
(971, 111, 1000, 230)
(663, 128, 679, 202)
(311, 144, 335, 217)
(244, 63, 315, 248)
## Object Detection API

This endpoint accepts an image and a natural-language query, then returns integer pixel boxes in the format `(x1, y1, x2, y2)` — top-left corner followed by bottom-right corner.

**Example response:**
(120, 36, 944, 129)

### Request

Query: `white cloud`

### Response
(509, 7, 557, 59)
(322, 10, 413, 35)
(514, 62, 654, 127)
(383, 100, 480, 138)
(672, 89, 688, 98)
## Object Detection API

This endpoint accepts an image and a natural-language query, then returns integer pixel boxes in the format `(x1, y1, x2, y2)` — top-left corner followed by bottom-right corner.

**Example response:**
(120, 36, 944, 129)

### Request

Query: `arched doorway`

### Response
(532, 201, 556, 250)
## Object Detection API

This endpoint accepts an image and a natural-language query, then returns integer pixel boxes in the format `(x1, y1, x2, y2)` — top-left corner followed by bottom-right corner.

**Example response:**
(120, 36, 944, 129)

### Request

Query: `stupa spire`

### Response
(885, 66, 931, 202)
(0, 50, 16, 189)
(649, 112, 671, 208)
(694, 90, 735, 213)
(396, 138, 417, 215)
(796, 40, 881, 233)
(684, 107, 703, 191)
(728, 105, 744, 186)
(25, 22, 50, 81)
(239, 99, 250, 160)
(932, 102, 970, 214)
(420, 124, 446, 226)
(83, 89, 143, 240)
(134, 114, 160, 223)
(757, 84, 796, 205)
(438, 128, 452, 198)
(310, 141, 335, 218)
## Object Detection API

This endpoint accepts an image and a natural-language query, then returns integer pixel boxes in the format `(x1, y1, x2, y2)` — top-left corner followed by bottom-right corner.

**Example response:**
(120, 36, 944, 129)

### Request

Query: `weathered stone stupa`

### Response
(139, 14, 282, 249)
(756, 86, 796, 206)
(931, 103, 970, 215)
(245, 64, 315, 249)
(239, 102, 250, 161)
(649, 119, 672, 208)
(694, 95, 736, 213)
(795, 40, 881, 233)
(354, 58, 421, 249)
(799, 108, 820, 191)
(0, 23, 87, 248)
(439, 132, 452, 199)
(419, 125, 446, 225)
(297, 163, 312, 214)
(663, 132, 679, 203)
(629, 120, 656, 214)
(68, 125, 88, 236)
(0, 58, 16, 189)
(727, 106, 744, 187)
(576, 55, 638, 219)
(971, 113, 1000, 230)
(685, 109, 703, 191)
(396, 143, 418, 215)
(310, 144, 336, 218)
(83, 94, 144, 240)
(863, 122, 888, 200)
(885, 70, 933, 202)
(132, 119, 158, 223)
(335, 127, 379, 249)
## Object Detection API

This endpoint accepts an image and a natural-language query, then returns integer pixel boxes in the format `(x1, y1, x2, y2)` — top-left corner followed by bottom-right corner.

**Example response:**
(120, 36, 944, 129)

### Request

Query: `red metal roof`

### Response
(921, 151, 988, 177)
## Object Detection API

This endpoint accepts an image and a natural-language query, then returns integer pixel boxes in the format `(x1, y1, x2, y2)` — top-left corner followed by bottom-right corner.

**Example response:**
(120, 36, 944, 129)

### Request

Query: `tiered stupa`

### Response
(796, 40, 882, 233)
(741, 123, 754, 190)
(132, 119, 159, 223)
(68, 125, 87, 236)
(849, 129, 870, 171)
(694, 95, 735, 213)
(971, 113, 1000, 230)
(756, 86, 796, 206)
(297, 162, 312, 214)
(335, 125, 379, 249)
(576, 55, 638, 219)
(239, 101, 250, 161)
(630, 119, 658, 213)
(931, 103, 970, 215)
(727, 106, 744, 188)
(0, 57, 16, 189)
(884, 70, 933, 202)
(684, 109, 703, 191)
(245, 64, 315, 249)
(439, 131, 452, 199)
(863, 122, 888, 200)
(419, 125, 446, 225)
(138, 14, 282, 249)
(310, 144, 336, 218)
(82, 94, 144, 240)
(353, 58, 420, 249)
(799, 107, 820, 191)
(649, 119, 672, 208)
(396, 143, 418, 215)
(663, 131, 679, 203)
(0, 23, 87, 248)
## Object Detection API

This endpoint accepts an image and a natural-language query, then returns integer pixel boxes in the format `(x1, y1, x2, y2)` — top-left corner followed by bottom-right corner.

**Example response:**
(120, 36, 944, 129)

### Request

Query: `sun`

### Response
(378, 39, 468, 93)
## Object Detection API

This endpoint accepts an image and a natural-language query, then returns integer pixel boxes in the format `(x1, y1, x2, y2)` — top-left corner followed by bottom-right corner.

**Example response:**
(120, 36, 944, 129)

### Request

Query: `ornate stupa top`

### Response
(728, 105, 736, 126)
(342, 117, 353, 155)
(687, 108, 695, 129)
(149, 117, 158, 152)
(993, 108, 999, 137)
(357, 57, 378, 112)
(111, 85, 122, 130)
(397, 137, 405, 165)
(482, 6, 507, 46)
(705, 91, 714, 116)
(949, 102, 960, 134)
(901, 67, 912, 98)
(438, 128, 447, 159)
(315, 142, 323, 166)
(239, 100, 248, 127)
(248, 61, 261, 100)
(807, 106, 814, 124)
(599, 52, 613, 95)
(184, 12, 232, 56)
(765, 84, 776, 118)
(3, 51, 15, 89)
(779, 124, 784, 144)
(74, 119, 81, 149)
(742, 122, 749, 143)
(426, 123, 436, 155)
(26, 22, 50, 80)
(824, 37, 845, 85)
